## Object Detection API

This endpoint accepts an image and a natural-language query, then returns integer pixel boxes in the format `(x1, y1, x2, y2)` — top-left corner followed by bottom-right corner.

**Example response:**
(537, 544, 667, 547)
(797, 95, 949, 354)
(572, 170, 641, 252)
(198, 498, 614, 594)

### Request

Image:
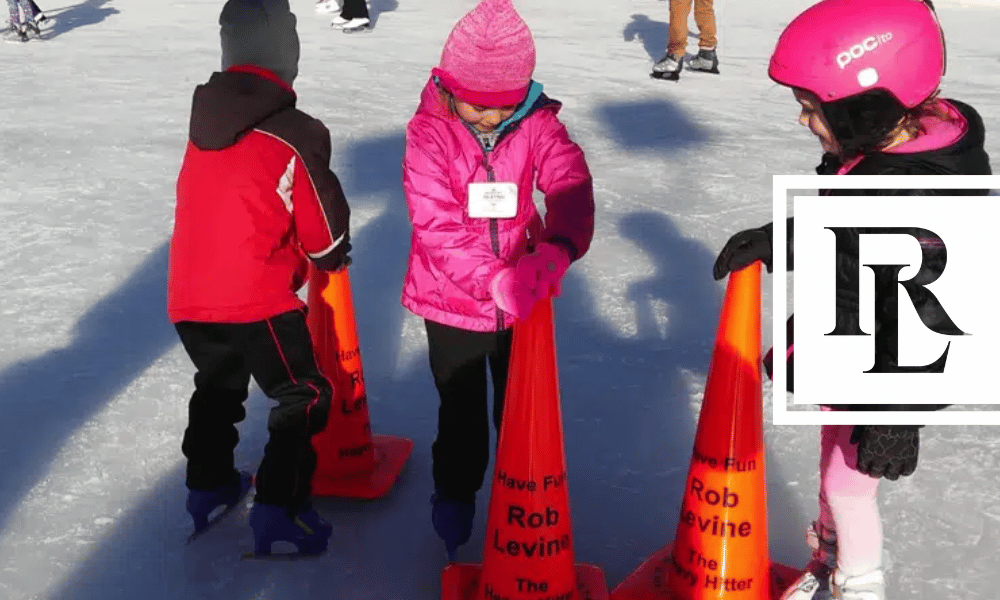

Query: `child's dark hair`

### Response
(822, 89, 954, 159)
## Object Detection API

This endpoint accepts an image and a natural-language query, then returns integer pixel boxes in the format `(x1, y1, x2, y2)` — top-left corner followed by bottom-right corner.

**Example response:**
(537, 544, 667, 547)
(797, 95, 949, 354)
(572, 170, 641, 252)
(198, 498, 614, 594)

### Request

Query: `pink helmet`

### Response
(769, 0, 945, 108)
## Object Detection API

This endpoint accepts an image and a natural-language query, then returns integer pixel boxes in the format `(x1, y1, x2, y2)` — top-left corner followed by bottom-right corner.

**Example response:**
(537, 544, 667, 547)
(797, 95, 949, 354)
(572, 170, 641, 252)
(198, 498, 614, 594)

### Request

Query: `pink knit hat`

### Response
(432, 0, 536, 107)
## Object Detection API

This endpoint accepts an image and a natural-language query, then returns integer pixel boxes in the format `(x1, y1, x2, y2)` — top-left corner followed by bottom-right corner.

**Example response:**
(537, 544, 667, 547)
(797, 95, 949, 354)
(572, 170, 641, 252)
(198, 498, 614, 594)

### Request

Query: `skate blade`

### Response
(650, 71, 680, 81)
(186, 506, 236, 544)
(690, 67, 720, 74)
(342, 25, 372, 33)
(241, 550, 326, 561)
(186, 503, 243, 544)
(186, 528, 211, 544)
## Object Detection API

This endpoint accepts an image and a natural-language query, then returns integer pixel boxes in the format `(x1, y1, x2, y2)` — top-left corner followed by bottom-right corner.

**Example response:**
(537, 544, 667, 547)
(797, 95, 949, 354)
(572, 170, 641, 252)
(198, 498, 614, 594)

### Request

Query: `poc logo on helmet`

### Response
(836, 33, 893, 69)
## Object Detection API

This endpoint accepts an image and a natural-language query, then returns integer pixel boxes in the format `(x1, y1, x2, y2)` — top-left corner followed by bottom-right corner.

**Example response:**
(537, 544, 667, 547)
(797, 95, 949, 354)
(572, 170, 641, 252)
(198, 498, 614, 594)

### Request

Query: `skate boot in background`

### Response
(688, 47, 720, 73)
(247, 503, 333, 558)
(780, 521, 838, 600)
(431, 488, 475, 561)
(341, 17, 371, 32)
(651, 53, 684, 80)
(186, 470, 253, 541)
(2, 23, 29, 42)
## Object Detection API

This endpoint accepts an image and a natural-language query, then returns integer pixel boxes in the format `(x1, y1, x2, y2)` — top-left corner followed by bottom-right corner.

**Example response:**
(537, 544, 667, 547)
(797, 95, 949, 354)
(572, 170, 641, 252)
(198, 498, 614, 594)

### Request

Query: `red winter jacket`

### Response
(167, 66, 351, 324)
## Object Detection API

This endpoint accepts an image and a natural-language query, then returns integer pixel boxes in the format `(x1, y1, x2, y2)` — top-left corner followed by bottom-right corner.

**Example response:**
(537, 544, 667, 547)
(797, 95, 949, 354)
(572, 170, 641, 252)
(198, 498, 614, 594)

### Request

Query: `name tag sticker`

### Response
(468, 182, 518, 219)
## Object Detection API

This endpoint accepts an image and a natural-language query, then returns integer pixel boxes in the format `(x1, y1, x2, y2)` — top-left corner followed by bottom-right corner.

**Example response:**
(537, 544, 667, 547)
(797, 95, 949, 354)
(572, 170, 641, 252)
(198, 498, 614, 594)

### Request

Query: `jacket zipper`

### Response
(467, 123, 516, 332)
(480, 153, 505, 331)
(481, 155, 501, 258)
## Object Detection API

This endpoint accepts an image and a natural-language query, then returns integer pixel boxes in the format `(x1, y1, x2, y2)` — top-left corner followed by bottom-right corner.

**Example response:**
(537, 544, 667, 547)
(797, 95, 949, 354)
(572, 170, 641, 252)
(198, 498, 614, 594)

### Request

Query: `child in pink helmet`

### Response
(712, 1, 991, 599)
(401, 0, 595, 560)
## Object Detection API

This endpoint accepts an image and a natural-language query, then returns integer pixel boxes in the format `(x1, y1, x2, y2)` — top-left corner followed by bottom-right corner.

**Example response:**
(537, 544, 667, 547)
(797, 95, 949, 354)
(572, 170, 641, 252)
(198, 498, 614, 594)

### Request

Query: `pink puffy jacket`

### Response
(402, 77, 595, 332)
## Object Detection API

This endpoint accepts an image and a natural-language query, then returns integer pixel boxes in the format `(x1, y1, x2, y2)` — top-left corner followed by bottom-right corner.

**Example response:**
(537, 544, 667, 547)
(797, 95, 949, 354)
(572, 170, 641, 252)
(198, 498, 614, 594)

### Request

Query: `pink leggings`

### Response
(817, 415, 883, 577)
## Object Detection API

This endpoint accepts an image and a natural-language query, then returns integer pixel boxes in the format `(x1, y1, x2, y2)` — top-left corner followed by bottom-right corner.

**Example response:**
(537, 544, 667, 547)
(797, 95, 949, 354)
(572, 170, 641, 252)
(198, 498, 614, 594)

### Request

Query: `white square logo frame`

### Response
(771, 175, 1000, 426)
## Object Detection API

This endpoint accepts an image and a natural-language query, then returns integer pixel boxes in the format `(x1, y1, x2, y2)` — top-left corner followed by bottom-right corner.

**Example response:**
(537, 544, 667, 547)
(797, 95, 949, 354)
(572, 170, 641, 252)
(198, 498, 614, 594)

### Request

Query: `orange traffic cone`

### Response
(611, 262, 801, 600)
(306, 265, 413, 499)
(442, 298, 609, 600)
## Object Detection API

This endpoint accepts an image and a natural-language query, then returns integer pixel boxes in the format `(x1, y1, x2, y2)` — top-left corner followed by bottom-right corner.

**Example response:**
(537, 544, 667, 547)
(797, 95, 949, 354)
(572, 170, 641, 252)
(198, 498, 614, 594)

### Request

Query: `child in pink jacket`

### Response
(714, 2, 990, 600)
(401, 0, 595, 560)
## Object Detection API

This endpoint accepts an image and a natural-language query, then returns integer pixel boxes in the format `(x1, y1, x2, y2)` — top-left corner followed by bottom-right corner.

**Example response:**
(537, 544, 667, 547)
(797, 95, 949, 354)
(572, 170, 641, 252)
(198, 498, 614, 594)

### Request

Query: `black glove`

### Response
(334, 253, 353, 271)
(713, 223, 774, 280)
(850, 425, 920, 480)
(314, 241, 353, 272)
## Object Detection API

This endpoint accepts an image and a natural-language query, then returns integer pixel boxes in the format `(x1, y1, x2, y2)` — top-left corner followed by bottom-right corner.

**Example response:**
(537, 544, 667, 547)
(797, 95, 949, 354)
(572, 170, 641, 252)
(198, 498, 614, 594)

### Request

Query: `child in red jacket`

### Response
(167, 0, 351, 557)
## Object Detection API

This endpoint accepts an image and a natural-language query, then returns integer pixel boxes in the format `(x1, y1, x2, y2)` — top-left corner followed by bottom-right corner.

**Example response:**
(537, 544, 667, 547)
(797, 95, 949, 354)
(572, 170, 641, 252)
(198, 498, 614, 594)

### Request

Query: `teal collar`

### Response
(496, 81, 544, 134)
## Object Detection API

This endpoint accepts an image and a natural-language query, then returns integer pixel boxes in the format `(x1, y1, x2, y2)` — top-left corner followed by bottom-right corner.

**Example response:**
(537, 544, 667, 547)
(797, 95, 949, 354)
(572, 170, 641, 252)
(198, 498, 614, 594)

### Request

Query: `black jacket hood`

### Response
(188, 71, 297, 151)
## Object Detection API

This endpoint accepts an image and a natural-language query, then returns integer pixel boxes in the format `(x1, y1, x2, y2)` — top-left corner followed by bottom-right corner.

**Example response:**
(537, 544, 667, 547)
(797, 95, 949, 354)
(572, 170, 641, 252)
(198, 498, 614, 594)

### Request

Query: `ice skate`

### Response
(245, 503, 333, 559)
(341, 17, 371, 33)
(688, 47, 720, 74)
(185, 470, 253, 542)
(431, 489, 475, 561)
(3, 24, 29, 43)
(330, 14, 350, 28)
(779, 521, 838, 600)
(830, 568, 885, 600)
(651, 53, 683, 81)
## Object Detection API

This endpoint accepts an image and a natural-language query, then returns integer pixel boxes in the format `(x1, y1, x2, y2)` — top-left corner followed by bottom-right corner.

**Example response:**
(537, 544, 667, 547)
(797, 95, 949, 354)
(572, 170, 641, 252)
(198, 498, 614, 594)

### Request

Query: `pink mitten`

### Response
(518, 243, 571, 299)
(490, 267, 538, 319)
